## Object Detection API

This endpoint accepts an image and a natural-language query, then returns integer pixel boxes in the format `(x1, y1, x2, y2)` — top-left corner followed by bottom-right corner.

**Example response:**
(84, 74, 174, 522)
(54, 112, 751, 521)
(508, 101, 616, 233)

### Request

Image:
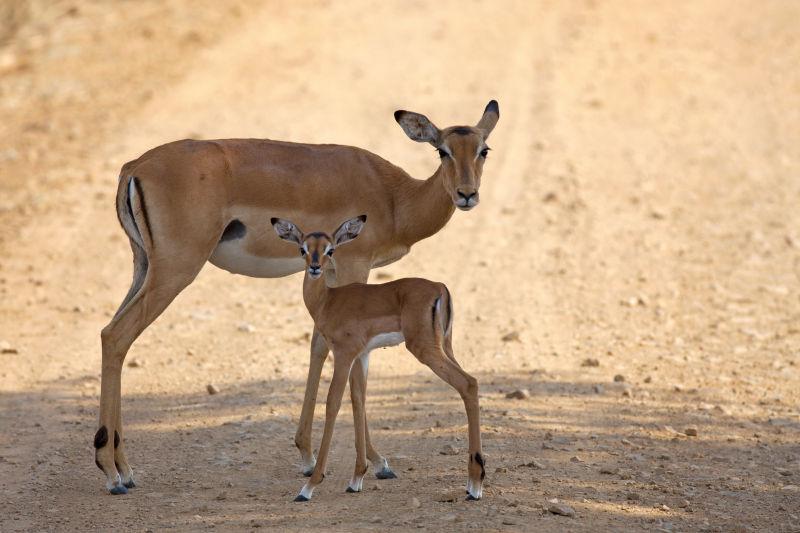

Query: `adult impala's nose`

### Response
(456, 189, 479, 210)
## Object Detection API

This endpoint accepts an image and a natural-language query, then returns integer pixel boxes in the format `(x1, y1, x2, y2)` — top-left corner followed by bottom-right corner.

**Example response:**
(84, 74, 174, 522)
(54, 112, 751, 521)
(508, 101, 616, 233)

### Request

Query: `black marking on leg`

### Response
(95, 457, 104, 472)
(220, 219, 246, 242)
(94, 426, 108, 449)
(474, 452, 486, 480)
(114, 430, 120, 449)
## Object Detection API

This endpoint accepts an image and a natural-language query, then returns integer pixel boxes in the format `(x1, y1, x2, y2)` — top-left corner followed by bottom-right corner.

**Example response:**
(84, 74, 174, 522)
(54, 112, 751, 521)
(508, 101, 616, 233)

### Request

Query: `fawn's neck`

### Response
(302, 272, 329, 322)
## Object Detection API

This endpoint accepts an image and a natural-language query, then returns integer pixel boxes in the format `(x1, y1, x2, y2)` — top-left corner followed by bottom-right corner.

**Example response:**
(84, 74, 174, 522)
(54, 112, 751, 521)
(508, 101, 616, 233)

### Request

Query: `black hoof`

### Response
(109, 485, 128, 495)
(293, 494, 310, 502)
(345, 486, 359, 493)
(302, 468, 314, 478)
(466, 494, 480, 501)
(123, 479, 136, 489)
(375, 467, 397, 480)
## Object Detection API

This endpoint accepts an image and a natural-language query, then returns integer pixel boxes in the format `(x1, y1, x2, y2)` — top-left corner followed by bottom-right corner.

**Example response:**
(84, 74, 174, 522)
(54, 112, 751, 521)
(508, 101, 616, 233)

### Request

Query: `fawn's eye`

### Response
(437, 148, 449, 159)
(479, 148, 489, 158)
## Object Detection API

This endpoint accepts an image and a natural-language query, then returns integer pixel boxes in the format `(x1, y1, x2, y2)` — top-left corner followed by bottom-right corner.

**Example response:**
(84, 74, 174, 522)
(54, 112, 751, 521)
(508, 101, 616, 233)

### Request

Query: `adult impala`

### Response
(95, 100, 499, 494)
(272, 215, 484, 502)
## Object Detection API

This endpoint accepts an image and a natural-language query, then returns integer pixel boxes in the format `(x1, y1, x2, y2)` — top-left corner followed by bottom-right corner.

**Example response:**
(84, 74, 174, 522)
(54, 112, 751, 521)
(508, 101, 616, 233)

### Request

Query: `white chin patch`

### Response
(308, 270, 323, 279)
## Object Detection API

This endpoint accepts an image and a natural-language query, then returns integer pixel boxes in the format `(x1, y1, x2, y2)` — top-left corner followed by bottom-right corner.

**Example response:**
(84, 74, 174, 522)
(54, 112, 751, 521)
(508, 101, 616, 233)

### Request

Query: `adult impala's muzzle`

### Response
(455, 189, 480, 210)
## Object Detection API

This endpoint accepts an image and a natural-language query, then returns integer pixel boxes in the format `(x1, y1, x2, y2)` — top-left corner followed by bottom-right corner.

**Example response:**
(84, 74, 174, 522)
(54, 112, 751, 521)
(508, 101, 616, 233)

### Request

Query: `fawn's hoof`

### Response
(293, 494, 310, 502)
(345, 486, 358, 493)
(375, 467, 397, 480)
(466, 494, 481, 501)
(123, 479, 136, 489)
(109, 484, 128, 495)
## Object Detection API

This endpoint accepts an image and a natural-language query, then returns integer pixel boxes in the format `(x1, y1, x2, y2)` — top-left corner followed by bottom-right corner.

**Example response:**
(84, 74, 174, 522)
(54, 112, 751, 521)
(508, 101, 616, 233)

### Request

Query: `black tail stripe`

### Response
(131, 177, 153, 244)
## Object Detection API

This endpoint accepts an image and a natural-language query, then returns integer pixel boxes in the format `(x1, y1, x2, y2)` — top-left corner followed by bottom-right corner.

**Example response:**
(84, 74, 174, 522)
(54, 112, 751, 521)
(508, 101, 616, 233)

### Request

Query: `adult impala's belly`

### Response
(209, 241, 305, 277)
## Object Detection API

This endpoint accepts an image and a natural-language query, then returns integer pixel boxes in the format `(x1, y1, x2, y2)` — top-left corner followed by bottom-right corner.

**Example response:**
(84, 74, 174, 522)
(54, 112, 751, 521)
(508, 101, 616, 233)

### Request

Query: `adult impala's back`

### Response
(95, 100, 499, 494)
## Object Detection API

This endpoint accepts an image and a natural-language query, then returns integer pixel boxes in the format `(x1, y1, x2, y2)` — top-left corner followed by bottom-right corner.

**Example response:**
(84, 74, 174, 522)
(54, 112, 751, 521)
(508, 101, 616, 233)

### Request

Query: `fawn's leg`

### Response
(407, 343, 484, 500)
(346, 353, 369, 492)
(295, 329, 329, 475)
(331, 262, 395, 479)
(295, 352, 352, 502)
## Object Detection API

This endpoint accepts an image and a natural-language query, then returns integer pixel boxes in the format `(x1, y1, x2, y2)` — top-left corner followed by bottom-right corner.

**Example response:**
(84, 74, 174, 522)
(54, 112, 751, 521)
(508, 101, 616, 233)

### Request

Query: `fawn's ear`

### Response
(271, 218, 303, 245)
(333, 215, 367, 246)
(476, 100, 499, 137)
(394, 110, 441, 145)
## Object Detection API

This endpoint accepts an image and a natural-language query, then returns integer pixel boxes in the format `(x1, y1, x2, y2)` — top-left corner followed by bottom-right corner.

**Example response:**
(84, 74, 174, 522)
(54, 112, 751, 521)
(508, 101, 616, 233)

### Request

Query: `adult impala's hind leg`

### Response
(95, 248, 207, 494)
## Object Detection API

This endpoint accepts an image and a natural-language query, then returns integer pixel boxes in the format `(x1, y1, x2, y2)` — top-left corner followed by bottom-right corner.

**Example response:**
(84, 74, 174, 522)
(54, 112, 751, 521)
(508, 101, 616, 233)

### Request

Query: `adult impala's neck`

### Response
(395, 166, 456, 246)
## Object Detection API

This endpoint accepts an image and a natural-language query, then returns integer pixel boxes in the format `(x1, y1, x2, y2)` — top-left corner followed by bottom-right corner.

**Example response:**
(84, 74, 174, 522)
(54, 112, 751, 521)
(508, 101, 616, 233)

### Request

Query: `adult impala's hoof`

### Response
(345, 486, 358, 493)
(466, 494, 480, 501)
(123, 479, 136, 489)
(109, 485, 128, 495)
(293, 494, 310, 502)
(375, 467, 397, 479)
(302, 467, 314, 477)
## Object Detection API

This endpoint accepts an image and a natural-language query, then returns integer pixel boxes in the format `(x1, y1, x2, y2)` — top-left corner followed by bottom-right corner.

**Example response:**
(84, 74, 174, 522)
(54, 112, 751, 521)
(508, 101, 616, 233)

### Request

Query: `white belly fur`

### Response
(209, 241, 305, 278)
(364, 332, 405, 352)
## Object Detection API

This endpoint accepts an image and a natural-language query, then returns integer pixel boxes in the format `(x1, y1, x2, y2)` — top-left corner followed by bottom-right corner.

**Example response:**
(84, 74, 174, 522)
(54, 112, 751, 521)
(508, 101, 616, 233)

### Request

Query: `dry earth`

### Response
(1, 1, 800, 531)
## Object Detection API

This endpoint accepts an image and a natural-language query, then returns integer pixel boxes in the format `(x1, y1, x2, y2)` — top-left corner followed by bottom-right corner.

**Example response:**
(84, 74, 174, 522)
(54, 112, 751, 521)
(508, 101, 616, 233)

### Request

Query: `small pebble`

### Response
(581, 358, 600, 367)
(411, 497, 420, 508)
(505, 388, 530, 400)
(547, 502, 576, 517)
(439, 444, 459, 455)
(207, 384, 220, 395)
(613, 374, 626, 382)
(684, 427, 698, 437)
(501, 331, 520, 342)
(237, 322, 256, 333)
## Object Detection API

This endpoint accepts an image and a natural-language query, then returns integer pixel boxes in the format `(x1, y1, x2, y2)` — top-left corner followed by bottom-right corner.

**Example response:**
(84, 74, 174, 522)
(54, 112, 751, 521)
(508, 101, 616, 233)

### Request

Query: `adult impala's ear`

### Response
(333, 215, 367, 246)
(271, 217, 303, 245)
(394, 110, 441, 145)
(476, 100, 499, 137)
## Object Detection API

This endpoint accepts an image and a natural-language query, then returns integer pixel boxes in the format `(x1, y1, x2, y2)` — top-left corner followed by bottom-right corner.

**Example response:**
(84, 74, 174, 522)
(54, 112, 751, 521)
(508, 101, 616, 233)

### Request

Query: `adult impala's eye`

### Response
(299, 248, 307, 256)
(326, 248, 334, 256)
(437, 148, 449, 159)
(480, 148, 489, 158)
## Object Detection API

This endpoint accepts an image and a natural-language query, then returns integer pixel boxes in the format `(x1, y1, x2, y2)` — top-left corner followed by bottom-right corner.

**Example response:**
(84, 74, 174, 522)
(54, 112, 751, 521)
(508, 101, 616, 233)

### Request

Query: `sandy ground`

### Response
(1, 1, 799, 531)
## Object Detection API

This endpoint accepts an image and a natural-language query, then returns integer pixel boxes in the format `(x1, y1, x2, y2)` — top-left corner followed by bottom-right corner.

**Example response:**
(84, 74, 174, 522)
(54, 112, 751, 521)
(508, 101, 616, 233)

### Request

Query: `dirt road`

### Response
(1, 1, 799, 531)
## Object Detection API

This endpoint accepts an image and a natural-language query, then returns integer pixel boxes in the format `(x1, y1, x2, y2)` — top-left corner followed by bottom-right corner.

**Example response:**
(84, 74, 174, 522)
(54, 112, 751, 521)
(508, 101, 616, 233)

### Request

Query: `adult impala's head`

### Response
(394, 100, 499, 211)
(271, 215, 367, 279)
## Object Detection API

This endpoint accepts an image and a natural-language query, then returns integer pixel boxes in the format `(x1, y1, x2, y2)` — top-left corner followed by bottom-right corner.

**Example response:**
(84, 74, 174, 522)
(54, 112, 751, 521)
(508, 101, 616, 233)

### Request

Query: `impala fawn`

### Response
(272, 215, 484, 501)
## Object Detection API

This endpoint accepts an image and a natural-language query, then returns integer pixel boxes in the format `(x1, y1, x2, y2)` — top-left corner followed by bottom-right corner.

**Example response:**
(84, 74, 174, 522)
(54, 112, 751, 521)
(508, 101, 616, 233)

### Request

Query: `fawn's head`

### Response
(271, 215, 367, 279)
(394, 100, 499, 211)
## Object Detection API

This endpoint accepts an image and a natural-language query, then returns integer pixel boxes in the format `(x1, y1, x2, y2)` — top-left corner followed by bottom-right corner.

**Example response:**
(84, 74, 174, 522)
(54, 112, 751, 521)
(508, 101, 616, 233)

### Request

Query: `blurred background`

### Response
(1, 1, 798, 530)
